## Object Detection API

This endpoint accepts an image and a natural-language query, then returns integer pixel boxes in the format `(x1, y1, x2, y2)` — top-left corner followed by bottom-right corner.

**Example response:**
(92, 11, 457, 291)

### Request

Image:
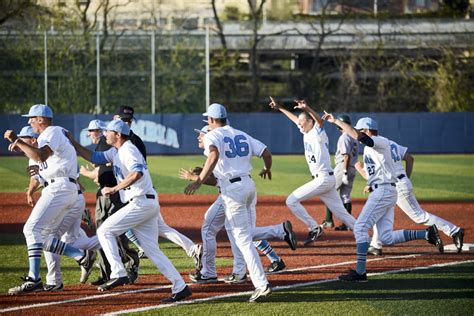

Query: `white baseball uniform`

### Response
(93, 141, 186, 293)
(23, 126, 78, 280)
(370, 140, 461, 249)
(354, 135, 406, 246)
(286, 123, 356, 231)
(203, 125, 268, 290)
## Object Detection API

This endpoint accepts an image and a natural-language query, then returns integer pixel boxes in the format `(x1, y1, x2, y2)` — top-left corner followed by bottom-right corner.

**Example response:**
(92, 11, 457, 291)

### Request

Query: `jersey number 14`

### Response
(224, 135, 249, 158)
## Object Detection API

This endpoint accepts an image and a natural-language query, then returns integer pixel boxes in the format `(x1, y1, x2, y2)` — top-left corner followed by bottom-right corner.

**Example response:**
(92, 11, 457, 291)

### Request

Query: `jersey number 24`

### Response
(224, 135, 249, 158)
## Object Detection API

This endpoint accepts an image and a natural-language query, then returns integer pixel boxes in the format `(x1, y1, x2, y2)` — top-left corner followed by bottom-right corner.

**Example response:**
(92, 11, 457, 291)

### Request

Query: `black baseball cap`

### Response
(115, 105, 134, 121)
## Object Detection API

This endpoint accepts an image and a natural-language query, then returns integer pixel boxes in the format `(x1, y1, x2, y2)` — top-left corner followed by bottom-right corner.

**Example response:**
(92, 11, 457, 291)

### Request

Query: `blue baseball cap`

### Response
(106, 120, 130, 136)
(21, 104, 53, 118)
(84, 119, 105, 131)
(203, 103, 227, 119)
(17, 126, 39, 138)
(354, 117, 378, 131)
(194, 125, 209, 134)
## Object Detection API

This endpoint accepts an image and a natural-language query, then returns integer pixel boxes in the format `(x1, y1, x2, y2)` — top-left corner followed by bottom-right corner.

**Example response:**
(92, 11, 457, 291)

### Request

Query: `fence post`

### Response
(96, 33, 101, 114)
(44, 31, 48, 105)
(205, 25, 210, 110)
(151, 31, 156, 114)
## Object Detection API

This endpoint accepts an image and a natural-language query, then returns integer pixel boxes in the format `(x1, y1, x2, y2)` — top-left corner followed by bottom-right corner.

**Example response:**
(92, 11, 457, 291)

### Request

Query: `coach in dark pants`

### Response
(80, 119, 139, 285)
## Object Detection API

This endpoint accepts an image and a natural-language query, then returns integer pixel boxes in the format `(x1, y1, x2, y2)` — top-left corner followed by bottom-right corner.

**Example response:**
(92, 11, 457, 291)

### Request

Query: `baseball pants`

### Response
(286, 173, 356, 231)
(220, 176, 268, 290)
(334, 164, 356, 204)
(370, 177, 460, 248)
(97, 196, 186, 294)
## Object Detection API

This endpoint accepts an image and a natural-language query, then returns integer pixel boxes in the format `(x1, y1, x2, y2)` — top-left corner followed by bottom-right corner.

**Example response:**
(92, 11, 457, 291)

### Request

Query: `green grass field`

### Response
(0, 154, 473, 200)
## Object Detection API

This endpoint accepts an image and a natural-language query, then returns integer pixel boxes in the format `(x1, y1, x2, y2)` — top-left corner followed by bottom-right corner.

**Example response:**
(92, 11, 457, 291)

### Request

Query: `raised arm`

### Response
(294, 100, 323, 128)
(269, 96, 299, 125)
(5, 130, 52, 162)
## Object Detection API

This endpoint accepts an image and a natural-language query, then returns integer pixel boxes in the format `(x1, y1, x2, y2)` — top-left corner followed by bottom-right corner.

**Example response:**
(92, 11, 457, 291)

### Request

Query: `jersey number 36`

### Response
(224, 135, 249, 158)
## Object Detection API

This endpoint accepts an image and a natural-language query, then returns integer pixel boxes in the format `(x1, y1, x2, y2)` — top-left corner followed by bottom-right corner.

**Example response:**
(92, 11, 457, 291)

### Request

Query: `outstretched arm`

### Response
(269, 96, 299, 125)
(294, 100, 323, 128)
(64, 131, 93, 162)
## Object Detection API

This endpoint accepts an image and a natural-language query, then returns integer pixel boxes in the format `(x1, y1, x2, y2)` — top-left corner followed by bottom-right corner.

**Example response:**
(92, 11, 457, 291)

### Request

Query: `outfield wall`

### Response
(0, 112, 473, 155)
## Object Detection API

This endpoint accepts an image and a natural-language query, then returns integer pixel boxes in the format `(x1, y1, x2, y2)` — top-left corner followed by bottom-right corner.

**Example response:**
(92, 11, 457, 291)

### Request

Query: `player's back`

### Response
(204, 125, 266, 181)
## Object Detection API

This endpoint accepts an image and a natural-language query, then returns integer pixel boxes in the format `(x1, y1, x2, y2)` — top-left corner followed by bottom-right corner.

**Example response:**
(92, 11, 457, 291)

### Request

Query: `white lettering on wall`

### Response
(79, 120, 179, 148)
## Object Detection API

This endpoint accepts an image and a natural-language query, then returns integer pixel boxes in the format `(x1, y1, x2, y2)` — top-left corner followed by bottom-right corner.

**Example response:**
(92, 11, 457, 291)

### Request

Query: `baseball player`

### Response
(321, 113, 443, 282)
(269, 97, 356, 246)
(71, 120, 191, 301)
(80, 119, 141, 285)
(363, 139, 464, 255)
(20, 124, 100, 289)
(322, 114, 359, 231)
(185, 103, 273, 302)
(182, 126, 295, 284)
(5, 104, 95, 295)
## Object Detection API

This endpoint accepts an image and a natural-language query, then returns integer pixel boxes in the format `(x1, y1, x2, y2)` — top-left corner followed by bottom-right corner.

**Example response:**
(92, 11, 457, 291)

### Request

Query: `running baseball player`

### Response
(182, 126, 295, 284)
(185, 103, 273, 302)
(269, 97, 356, 246)
(361, 139, 464, 255)
(321, 113, 444, 282)
(5, 104, 95, 295)
(71, 120, 191, 301)
(322, 114, 359, 231)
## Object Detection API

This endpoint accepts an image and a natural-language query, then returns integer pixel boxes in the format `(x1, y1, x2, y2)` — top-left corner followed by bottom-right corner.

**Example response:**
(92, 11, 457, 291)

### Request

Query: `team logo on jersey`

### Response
(304, 142, 313, 153)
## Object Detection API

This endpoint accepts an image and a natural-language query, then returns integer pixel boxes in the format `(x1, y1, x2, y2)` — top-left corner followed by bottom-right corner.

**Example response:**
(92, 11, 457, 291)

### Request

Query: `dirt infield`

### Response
(0, 193, 473, 315)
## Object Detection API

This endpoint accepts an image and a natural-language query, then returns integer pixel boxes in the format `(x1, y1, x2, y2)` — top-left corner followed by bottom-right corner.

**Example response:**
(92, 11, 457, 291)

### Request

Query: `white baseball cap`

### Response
(106, 120, 130, 136)
(17, 126, 39, 138)
(354, 117, 378, 131)
(21, 104, 53, 118)
(194, 125, 209, 134)
(84, 119, 105, 131)
(203, 103, 227, 119)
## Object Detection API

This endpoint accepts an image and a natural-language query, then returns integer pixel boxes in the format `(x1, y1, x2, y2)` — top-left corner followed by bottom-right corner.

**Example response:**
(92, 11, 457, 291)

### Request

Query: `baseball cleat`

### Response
(127, 265, 139, 284)
(90, 278, 107, 286)
(266, 259, 286, 273)
(283, 220, 297, 250)
(304, 226, 323, 246)
(43, 283, 64, 292)
(339, 269, 368, 282)
(335, 224, 348, 231)
(191, 244, 203, 271)
(97, 276, 130, 291)
(426, 225, 444, 253)
(367, 246, 383, 256)
(8, 276, 43, 295)
(321, 220, 334, 229)
(223, 273, 248, 284)
(161, 285, 192, 303)
(249, 284, 272, 302)
(78, 250, 97, 284)
(138, 249, 148, 259)
(452, 228, 464, 253)
(189, 271, 218, 284)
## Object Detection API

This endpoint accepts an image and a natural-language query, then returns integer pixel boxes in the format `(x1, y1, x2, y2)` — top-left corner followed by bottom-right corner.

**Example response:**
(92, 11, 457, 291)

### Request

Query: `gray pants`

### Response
(95, 192, 139, 281)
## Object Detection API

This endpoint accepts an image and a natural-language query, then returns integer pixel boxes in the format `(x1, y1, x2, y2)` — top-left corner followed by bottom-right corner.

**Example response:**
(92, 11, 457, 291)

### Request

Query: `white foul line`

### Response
(0, 255, 470, 314)
(108, 259, 474, 315)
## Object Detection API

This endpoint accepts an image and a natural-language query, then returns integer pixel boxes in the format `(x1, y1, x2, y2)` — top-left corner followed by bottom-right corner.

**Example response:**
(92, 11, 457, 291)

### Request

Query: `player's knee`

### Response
(353, 222, 370, 243)
(286, 194, 299, 208)
(378, 232, 394, 245)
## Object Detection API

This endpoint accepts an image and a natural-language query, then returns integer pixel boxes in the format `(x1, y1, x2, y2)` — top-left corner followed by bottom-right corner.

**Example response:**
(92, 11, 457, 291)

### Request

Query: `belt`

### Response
(129, 194, 155, 202)
(397, 174, 406, 180)
(372, 183, 396, 190)
(44, 177, 77, 187)
(78, 190, 83, 194)
(312, 171, 334, 179)
(229, 175, 251, 183)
